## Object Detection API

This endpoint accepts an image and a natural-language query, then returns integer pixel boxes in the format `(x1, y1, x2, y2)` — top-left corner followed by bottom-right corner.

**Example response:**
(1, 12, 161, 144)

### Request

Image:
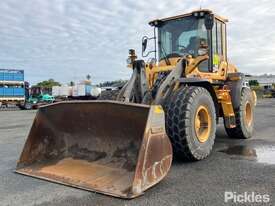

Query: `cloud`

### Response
(0, 0, 274, 84)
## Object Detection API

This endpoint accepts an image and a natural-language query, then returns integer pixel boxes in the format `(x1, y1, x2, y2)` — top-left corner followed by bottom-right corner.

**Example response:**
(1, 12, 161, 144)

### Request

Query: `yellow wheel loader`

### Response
(16, 9, 256, 198)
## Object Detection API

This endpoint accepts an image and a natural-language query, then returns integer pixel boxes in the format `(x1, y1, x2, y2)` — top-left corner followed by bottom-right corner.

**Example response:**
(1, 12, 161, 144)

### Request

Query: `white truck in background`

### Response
(52, 84, 101, 100)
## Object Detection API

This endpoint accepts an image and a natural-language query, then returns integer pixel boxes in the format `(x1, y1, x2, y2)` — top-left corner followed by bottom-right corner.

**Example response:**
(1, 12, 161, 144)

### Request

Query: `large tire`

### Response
(225, 88, 254, 139)
(165, 86, 216, 161)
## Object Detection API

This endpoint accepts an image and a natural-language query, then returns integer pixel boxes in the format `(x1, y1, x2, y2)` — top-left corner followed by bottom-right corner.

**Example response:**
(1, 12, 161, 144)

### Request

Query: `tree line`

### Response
(34, 76, 127, 88)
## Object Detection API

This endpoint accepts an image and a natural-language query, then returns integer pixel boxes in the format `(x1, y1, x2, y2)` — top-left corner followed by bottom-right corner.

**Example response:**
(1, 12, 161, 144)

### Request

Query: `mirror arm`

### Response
(142, 26, 157, 59)
(141, 36, 157, 58)
(142, 50, 157, 58)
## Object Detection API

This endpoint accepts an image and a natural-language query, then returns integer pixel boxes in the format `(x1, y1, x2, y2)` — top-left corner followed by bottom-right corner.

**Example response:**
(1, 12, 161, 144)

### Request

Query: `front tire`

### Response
(225, 88, 254, 139)
(165, 86, 216, 161)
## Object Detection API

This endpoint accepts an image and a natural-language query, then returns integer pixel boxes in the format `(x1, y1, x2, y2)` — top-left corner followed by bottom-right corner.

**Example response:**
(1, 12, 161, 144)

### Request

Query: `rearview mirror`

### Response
(141, 35, 156, 57)
(142, 37, 148, 53)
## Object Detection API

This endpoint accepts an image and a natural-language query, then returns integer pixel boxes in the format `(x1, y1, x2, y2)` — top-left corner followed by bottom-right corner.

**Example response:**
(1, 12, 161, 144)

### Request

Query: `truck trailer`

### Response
(0, 69, 25, 109)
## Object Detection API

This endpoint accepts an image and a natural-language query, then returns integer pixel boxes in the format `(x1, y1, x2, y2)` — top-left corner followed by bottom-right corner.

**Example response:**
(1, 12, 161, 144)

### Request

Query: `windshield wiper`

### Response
(160, 43, 171, 66)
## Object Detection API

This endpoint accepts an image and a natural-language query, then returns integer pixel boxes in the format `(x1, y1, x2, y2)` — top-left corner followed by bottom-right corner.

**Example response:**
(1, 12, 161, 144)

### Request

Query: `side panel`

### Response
(14, 88, 25, 96)
(0, 87, 25, 97)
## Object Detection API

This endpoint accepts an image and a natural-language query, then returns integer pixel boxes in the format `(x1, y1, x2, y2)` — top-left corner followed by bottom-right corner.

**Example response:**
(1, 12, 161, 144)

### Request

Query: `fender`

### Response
(178, 77, 220, 122)
(226, 73, 245, 110)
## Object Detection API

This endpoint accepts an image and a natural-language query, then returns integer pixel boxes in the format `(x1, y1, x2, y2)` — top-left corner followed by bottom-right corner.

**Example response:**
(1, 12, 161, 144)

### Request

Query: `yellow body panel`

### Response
(141, 54, 238, 120)
(144, 55, 238, 88)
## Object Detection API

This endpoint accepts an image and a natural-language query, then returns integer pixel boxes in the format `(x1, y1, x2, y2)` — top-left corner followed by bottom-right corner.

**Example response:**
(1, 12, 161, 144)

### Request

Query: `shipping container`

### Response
(52, 86, 60, 97)
(0, 87, 25, 97)
(0, 69, 24, 82)
(72, 86, 78, 97)
(0, 88, 3, 96)
(14, 88, 25, 96)
(76, 84, 90, 96)
(74, 84, 101, 97)
(0, 69, 26, 109)
(53, 84, 101, 98)
(59, 85, 72, 97)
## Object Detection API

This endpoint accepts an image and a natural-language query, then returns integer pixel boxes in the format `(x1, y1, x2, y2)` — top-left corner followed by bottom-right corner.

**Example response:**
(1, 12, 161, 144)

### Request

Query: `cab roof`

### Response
(149, 9, 228, 26)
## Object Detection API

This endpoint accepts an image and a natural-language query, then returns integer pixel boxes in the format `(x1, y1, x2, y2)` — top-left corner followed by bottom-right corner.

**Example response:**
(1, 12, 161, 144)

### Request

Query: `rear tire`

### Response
(165, 86, 216, 161)
(225, 88, 254, 139)
(24, 102, 32, 110)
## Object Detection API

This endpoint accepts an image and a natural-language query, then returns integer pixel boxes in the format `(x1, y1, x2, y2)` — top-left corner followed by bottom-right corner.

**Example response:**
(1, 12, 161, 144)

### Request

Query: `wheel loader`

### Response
(16, 9, 256, 198)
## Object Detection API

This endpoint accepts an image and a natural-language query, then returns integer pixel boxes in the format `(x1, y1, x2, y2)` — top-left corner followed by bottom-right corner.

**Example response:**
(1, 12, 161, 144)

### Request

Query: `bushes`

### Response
(249, 80, 259, 87)
(251, 86, 264, 99)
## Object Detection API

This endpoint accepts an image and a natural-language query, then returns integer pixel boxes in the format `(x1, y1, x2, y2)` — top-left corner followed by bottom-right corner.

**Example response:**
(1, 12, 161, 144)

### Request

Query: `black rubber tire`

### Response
(24, 102, 32, 110)
(225, 88, 254, 139)
(164, 86, 216, 161)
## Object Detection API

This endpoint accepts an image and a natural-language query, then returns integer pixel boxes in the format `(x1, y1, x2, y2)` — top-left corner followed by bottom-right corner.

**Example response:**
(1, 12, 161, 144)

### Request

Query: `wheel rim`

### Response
(244, 101, 252, 126)
(195, 105, 211, 143)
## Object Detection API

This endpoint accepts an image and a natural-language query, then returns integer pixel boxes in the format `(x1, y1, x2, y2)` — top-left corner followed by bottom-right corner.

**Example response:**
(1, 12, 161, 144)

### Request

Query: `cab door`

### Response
(212, 19, 227, 73)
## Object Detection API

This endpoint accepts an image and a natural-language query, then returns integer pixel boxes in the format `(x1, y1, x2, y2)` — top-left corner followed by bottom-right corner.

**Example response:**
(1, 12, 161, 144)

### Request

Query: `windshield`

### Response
(158, 16, 208, 60)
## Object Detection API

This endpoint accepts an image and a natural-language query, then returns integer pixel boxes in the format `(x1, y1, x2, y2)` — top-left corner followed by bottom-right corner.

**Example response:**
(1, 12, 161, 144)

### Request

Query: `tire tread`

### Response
(165, 86, 216, 161)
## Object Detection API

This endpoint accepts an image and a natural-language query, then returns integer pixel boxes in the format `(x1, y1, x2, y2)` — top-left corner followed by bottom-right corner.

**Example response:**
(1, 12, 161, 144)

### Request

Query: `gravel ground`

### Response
(0, 99, 274, 206)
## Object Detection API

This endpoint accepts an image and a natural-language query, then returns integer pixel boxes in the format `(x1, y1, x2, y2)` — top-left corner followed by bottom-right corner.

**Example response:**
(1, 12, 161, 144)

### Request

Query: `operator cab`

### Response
(143, 9, 228, 73)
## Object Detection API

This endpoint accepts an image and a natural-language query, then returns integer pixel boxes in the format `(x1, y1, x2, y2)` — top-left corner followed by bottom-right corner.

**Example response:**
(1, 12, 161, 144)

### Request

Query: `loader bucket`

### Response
(16, 101, 172, 198)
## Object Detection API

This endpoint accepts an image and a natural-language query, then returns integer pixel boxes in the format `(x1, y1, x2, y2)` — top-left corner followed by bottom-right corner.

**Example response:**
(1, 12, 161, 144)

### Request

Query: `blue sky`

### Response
(0, 0, 274, 85)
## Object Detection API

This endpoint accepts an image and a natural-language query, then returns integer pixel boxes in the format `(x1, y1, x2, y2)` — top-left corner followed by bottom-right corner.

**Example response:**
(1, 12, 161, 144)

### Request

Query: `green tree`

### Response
(68, 81, 75, 86)
(35, 79, 61, 88)
(98, 80, 127, 87)
(249, 80, 259, 87)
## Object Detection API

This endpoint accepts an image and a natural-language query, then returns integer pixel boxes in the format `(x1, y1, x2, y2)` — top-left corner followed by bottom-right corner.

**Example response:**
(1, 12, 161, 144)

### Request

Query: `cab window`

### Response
(212, 19, 225, 71)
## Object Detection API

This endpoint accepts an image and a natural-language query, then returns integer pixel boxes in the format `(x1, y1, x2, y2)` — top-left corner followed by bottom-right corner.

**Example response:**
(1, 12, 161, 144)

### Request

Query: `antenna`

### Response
(199, 0, 204, 9)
